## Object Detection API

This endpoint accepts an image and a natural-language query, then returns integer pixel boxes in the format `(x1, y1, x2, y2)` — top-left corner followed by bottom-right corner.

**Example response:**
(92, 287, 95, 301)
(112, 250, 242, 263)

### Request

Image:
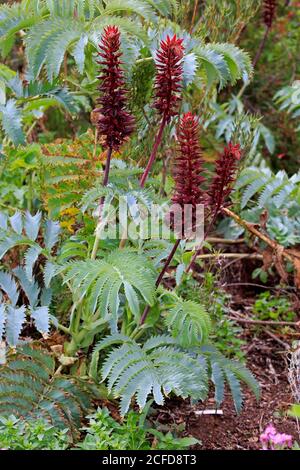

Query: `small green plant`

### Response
(0, 415, 69, 450)
(77, 407, 199, 450)
(186, 272, 246, 360)
(210, 292, 246, 360)
(253, 291, 296, 322)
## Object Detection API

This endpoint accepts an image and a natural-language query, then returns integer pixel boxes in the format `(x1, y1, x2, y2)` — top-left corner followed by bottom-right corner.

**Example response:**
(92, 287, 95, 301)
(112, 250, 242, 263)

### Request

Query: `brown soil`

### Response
(154, 335, 299, 450)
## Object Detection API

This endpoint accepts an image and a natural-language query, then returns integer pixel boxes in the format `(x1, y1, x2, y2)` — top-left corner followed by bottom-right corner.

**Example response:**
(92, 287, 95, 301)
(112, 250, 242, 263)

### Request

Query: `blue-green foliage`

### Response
(0, 344, 92, 437)
(235, 167, 300, 247)
(90, 334, 259, 416)
(0, 211, 60, 359)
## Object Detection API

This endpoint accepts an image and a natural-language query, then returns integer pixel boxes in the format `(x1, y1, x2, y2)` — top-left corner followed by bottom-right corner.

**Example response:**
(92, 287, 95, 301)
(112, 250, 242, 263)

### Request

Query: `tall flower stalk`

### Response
(140, 34, 184, 188)
(91, 25, 134, 259)
(141, 113, 205, 324)
(186, 142, 241, 272)
(253, 0, 277, 67)
(263, 0, 277, 28)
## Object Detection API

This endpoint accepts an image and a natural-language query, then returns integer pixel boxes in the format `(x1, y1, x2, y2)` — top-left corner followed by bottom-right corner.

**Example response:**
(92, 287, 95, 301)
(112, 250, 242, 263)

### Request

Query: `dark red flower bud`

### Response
(263, 0, 277, 28)
(95, 26, 135, 151)
(170, 113, 205, 237)
(206, 142, 241, 223)
(154, 34, 184, 122)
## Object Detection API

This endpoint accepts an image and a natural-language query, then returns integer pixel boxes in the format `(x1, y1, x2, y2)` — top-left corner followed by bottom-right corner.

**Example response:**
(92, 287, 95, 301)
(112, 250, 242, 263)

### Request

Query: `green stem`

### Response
(135, 57, 154, 65)
(27, 171, 33, 212)
(91, 146, 113, 260)
(56, 323, 70, 335)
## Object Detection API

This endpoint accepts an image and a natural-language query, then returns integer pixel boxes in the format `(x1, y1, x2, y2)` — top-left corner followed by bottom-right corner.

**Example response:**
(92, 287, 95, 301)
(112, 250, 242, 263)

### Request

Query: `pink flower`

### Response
(260, 424, 293, 450)
(264, 424, 277, 438)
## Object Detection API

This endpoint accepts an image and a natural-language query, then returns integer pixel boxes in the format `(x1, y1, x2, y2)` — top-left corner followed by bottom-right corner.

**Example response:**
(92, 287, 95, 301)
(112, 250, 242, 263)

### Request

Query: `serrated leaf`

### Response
(9, 211, 23, 234)
(99, 335, 208, 416)
(72, 34, 88, 74)
(0, 271, 19, 306)
(0, 99, 25, 145)
(0, 344, 92, 436)
(259, 124, 275, 154)
(183, 52, 197, 86)
(25, 246, 42, 282)
(165, 299, 211, 347)
(31, 306, 49, 335)
(0, 212, 8, 230)
(24, 211, 42, 241)
(0, 304, 6, 338)
(102, 0, 157, 23)
(40, 287, 52, 307)
(6, 305, 26, 347)
(44, 220, 60, 251)
(124, 281, 140, 318)
(175, 263, 185, 286)
(26, 18, 85, 80)
(211, 361, 225, 406)
(13, 267, 39, 308)
(43, 261, 56, 288)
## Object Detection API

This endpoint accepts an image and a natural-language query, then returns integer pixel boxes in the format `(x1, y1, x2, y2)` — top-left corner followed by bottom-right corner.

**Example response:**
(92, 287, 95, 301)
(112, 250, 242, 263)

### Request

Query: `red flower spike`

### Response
(185, 142, 241, 273)
(172, 112, 205, 206)
(154, 34, 184, 123)
(95, 26, 135, 151)
(170, 112, 206, 237)
(263, 0, 277, 28)
(206, 142, 241, 224)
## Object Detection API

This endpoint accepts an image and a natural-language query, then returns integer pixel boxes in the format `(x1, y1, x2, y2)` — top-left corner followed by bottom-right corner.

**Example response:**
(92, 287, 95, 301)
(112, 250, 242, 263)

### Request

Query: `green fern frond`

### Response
(234, 167, 300, 247)
(145, 0, 177, 17)
(24, 211, 42, 241)
(236, 167, 300, 210)
(102, 0, 158, 23)
(89, 14, 147, 43)
(5, 305, 26, 347)
(0, 2, 42, 39)
(30, 306, 50, 336)
(203, 346, 260, 413)
(0, 210, 60, 258)
(274, 182, 298, 208)
(90, 333, 259, 415)
(165, 299, 211, 347)
(241, 175, 272, 208)
(23, 81, 79, 114)
(80, 185, 112, 213)
(194, 42, 253, 89)
(24, 245, 42, 281)
(0, 99, 25, 145)
(0, 271, 19, 306)
(0, 233, 36, 259)
(257, 171, 288, 208)
(143, 334, 176, 351)
(13, 266, 40, 307)
(235, 168, 268, 190)
(44, 219, 60, 251)
(26, 17, 85, 80)
(97, 334, 208, 415)
(0, 344, 92, 437)
(195, 44, 229, 88)
(212, 43, 253, 84)
(63, 250, 156, 328)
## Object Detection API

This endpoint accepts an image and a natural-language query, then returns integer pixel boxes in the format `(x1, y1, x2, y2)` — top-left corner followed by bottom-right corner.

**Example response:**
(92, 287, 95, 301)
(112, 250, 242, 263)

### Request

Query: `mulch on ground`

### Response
(154, 335, 299, 450)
